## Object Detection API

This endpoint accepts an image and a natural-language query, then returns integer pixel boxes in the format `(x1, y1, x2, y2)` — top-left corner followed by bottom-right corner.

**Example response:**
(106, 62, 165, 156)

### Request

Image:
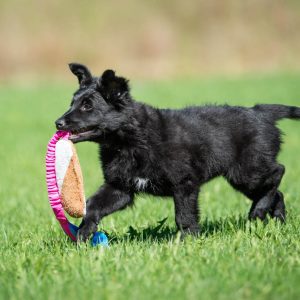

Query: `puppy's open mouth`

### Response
(69, 127, 98, 142)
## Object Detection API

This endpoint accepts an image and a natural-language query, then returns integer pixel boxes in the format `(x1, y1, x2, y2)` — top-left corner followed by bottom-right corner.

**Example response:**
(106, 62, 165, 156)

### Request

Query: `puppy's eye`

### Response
(81, 100, 93, 111)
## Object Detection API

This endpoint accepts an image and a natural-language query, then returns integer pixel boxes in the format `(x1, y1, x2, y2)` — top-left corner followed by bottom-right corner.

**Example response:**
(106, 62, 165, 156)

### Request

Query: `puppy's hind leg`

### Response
(228, 163, 286, 222)
(248, 164, 285, 222)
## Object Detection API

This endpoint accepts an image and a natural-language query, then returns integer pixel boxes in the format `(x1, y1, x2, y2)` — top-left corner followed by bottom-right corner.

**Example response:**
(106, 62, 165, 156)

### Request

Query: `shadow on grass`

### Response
(201, 215, 249, 237)
(108, 217, 176, 244)
(108, 215, 250, 244)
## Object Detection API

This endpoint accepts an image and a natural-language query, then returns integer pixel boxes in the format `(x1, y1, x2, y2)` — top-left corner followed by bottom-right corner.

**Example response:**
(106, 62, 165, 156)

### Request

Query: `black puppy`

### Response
(56, 63, 300, 241)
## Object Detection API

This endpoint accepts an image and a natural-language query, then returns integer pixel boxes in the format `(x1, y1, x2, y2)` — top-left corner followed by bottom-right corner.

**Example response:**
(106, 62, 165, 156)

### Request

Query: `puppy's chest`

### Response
(101, 147, 158, 190)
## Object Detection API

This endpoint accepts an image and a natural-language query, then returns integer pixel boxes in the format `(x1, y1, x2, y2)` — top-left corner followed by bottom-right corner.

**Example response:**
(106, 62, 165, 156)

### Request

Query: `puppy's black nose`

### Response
(55, 118, 66, 130)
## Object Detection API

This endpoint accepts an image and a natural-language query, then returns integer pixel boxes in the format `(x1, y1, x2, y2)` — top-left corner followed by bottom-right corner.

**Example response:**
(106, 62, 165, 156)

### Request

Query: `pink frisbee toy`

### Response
(45, 130, 108, 246)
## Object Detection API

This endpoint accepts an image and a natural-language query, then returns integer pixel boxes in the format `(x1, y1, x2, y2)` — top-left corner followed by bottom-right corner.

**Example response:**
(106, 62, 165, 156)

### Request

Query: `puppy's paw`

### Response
(272, 209, 286, 223)
(249, 208, 268, 221)
(180, 225, 201, 239)
(77, 222, 97, 243)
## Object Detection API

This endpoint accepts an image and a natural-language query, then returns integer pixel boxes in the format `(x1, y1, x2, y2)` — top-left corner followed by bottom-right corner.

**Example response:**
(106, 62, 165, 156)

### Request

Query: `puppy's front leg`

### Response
(173, 187, 200, 236)
(78, 183, 133, 242)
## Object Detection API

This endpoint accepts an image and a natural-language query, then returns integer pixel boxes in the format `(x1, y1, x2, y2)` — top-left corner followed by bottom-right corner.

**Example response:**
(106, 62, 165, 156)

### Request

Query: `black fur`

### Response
(55, 63, 300, 241)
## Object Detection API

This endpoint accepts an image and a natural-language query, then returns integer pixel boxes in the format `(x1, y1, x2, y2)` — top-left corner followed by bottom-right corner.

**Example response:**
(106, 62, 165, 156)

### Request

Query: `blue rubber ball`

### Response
(91, 232, 109, 247)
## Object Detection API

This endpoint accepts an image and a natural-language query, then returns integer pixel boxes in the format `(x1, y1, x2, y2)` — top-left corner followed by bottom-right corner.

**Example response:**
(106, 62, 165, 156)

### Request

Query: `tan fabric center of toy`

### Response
(56, 140, 86, 218)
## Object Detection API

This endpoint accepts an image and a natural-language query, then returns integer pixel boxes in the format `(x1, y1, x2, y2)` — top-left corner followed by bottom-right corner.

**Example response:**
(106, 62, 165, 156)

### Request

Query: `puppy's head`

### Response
(55, 63, 131, 143)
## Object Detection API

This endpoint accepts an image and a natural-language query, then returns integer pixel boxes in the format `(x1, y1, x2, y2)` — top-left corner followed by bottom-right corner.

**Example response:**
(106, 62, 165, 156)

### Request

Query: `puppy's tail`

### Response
(253, 104, 300, 121)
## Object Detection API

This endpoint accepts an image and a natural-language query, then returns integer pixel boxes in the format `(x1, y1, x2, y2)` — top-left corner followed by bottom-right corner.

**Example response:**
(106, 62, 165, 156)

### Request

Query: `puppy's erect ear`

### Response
(69, 63, 92, 87)
(98, 69, 130, 107)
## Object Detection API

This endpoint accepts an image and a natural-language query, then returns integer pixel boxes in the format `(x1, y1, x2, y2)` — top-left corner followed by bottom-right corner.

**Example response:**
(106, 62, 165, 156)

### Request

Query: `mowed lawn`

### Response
(1, 73, 300, 300)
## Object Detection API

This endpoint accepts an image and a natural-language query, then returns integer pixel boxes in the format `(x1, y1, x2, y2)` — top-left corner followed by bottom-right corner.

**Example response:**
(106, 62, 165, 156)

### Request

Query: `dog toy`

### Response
(46, 130, 108, 246)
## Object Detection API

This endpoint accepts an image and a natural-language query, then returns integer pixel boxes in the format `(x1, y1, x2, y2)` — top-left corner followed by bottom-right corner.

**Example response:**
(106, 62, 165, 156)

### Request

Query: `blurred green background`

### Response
(1, 0, 300, 82)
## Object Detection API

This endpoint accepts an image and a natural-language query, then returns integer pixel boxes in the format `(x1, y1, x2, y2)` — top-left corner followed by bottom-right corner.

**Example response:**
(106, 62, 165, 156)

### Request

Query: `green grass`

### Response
(1, 73, 300, 300)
